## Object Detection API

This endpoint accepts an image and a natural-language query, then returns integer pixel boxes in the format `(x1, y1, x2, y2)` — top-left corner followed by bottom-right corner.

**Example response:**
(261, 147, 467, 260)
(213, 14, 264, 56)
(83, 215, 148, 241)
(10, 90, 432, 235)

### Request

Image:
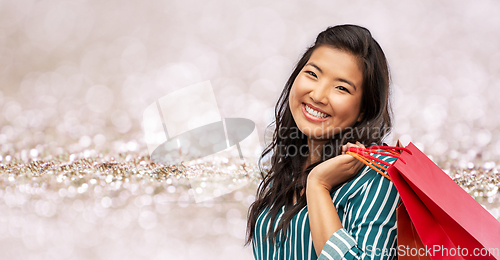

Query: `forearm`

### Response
(306, 179, 343, 257)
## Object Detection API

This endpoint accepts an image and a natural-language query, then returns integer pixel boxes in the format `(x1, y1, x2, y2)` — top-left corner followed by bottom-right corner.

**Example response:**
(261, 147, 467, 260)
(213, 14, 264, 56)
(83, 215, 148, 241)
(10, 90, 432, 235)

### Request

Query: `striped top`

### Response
(252, 153, 399, 260)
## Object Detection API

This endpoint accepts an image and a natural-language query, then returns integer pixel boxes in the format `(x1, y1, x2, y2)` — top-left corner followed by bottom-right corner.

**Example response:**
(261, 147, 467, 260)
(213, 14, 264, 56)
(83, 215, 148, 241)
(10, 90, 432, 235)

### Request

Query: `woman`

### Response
(246, 25, 399, 260)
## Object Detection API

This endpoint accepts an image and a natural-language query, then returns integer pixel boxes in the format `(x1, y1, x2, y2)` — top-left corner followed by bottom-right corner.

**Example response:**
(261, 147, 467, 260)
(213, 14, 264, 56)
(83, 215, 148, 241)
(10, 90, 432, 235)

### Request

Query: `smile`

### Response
(301, 103, 331, 123)
(304, 103, 330, 118)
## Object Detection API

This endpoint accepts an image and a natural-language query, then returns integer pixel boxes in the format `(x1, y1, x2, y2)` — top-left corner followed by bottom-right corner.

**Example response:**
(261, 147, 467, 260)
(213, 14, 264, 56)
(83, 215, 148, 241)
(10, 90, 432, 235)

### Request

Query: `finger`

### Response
(342, 143, 351, 154)
(344, 142, 360, 153)
(355, 141, 366, 149)
(342, 143, 352, 154)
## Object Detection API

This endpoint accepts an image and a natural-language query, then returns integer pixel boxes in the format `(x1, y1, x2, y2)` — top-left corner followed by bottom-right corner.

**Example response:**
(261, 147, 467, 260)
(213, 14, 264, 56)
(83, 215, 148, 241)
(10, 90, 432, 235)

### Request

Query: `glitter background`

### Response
(1, 0, 500, 259)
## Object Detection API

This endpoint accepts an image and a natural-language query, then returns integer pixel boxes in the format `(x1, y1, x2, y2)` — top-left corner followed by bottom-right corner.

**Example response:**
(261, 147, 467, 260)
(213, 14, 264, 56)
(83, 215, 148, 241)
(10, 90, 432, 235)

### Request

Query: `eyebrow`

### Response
(305, 62, 358, 91)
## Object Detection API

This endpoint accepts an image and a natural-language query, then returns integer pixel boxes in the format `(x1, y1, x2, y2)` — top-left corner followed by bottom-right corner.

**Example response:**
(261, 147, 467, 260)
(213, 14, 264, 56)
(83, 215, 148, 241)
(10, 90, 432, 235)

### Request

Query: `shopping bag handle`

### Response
(362, 146, 412, 155)
(348, 151, 392, 180)
(346, 145, 412, 181)
(348, 146, 412, 161)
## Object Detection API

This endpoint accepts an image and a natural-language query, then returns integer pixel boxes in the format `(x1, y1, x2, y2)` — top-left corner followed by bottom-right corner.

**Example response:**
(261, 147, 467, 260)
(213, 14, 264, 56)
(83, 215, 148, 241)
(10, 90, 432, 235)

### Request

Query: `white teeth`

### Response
(305, 104, 328, 118)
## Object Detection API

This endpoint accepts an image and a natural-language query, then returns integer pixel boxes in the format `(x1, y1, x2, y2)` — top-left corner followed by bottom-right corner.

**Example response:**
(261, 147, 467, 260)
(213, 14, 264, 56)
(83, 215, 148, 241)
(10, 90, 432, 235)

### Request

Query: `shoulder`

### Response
(357, 151, 396, 182)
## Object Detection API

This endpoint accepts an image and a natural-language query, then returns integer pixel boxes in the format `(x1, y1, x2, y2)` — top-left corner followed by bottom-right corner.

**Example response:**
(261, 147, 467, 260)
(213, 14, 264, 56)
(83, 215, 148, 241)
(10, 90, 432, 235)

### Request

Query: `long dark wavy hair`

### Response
(245, 24, 392, 246)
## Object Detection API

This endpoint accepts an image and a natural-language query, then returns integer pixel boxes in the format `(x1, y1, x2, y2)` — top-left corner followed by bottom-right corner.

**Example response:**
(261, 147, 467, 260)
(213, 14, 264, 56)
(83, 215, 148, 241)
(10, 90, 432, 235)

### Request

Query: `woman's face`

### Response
(289, 45, 364, 142)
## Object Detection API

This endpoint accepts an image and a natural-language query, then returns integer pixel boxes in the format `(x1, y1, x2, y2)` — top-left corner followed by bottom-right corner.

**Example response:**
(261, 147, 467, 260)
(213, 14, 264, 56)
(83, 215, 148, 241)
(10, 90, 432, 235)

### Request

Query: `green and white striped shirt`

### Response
(252, 154, 398, 260)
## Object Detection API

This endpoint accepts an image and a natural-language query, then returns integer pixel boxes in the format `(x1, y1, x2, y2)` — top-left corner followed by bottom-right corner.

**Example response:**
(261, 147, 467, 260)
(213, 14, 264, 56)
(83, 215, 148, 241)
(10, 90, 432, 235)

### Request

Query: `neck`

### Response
(305, 138, 329, 168)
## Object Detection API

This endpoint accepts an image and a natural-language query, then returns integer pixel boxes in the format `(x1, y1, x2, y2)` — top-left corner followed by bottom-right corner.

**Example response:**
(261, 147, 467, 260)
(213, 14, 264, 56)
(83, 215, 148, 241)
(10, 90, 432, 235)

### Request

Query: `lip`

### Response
(301, 103, 330, 122)
(304, 103, 330, 115)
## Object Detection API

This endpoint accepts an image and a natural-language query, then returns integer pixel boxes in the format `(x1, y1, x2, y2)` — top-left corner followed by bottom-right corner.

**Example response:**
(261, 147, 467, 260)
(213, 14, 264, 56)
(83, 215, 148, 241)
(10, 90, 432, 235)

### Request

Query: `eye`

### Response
(336, 86, 351, 94)
(305, 71, 317, 78)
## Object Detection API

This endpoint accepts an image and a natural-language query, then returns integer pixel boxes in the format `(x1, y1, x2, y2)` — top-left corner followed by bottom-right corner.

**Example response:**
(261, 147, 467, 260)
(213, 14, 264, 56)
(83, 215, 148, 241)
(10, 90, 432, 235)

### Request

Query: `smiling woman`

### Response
(289, 46, 365, 154)
(246, 25, 396, 260)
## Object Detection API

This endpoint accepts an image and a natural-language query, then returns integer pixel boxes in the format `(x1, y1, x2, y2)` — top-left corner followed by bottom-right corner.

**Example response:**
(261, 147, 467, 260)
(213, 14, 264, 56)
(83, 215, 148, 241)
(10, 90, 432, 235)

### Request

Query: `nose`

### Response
(309, 83, 329, 105)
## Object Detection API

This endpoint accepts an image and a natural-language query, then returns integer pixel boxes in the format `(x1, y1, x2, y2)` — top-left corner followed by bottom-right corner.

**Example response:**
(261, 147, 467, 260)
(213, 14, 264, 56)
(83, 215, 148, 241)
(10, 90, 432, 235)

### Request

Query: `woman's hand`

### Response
(307, 141, 366, 191)
(306, 141, 366, 256)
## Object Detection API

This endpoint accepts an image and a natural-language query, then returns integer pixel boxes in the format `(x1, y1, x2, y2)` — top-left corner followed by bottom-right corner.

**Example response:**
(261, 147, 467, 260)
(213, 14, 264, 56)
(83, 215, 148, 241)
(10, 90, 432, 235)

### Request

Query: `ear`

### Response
(356, 111, 364, 122)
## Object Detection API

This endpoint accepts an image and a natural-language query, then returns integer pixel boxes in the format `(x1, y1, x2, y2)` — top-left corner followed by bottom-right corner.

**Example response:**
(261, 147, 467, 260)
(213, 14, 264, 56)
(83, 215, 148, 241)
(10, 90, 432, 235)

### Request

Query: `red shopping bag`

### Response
(396, 202, 430, 260)
(348, 144, 431, 259)
(347, 142, 500, 259)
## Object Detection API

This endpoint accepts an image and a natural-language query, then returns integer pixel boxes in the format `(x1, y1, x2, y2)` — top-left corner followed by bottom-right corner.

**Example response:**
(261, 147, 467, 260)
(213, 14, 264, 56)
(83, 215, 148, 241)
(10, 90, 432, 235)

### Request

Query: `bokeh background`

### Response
(1, 0, 500, 259)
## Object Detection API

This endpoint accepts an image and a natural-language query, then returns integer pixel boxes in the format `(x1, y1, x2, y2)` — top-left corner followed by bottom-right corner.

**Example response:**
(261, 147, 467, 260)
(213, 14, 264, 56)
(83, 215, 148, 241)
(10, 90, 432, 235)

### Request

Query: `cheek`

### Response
(294, 73, 309, 87)
(293, 76, 308, 93)
(289, 84, 300, 103)
(337, 98, 362, 120)
(288, 90, 295, 108)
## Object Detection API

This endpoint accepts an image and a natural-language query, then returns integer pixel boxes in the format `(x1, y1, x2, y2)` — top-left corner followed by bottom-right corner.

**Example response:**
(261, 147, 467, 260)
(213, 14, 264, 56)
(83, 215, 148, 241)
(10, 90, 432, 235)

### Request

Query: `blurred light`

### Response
(86, 85, 114, 113)
(0, 0, 498, 259)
